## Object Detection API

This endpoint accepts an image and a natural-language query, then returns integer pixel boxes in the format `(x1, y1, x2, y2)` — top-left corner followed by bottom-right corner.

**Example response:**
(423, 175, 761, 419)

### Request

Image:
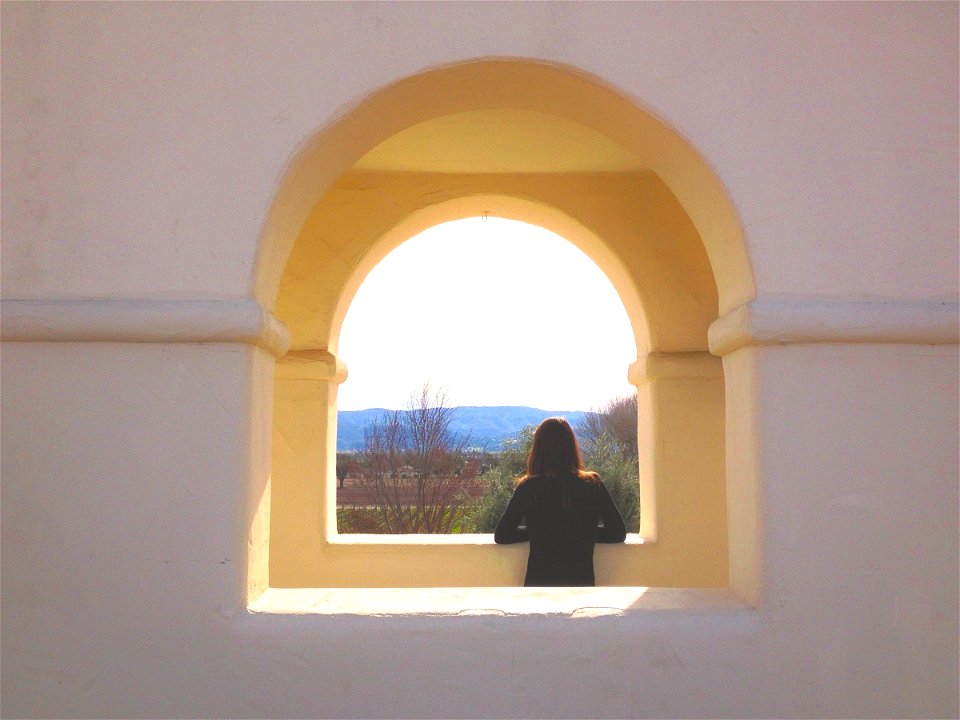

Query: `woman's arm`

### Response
(595, 480, 627, 543)
(494, 482, 530, 544)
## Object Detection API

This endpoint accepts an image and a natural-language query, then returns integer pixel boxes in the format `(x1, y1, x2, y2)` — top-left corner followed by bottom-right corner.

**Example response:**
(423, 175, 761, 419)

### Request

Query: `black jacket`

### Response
(494, 473, 626, 586)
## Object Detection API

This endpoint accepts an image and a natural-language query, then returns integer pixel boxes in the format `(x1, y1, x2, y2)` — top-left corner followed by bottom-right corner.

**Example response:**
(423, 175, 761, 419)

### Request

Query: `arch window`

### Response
(333, 216, 639, 534)
(253, 60, 754, 594)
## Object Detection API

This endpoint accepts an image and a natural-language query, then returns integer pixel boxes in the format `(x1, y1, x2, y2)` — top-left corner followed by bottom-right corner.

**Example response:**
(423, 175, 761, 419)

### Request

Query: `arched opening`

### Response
(256, 59, 753, 591)
(334, 216, 639, 534)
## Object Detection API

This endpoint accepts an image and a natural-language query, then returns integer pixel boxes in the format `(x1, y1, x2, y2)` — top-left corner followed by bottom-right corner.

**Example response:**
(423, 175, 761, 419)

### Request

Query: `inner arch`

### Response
(256, 58, 753, 314)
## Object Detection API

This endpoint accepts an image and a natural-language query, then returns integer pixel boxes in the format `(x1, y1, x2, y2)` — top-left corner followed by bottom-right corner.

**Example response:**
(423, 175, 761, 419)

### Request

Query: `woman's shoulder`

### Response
(522, 471, 601, 484)
(577, 470, 602, 484)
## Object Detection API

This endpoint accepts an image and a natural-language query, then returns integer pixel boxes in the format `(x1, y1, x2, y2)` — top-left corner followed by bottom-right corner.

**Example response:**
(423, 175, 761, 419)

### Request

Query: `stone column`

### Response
(628, 351, 728, 586)
(270, 349, 347, 587)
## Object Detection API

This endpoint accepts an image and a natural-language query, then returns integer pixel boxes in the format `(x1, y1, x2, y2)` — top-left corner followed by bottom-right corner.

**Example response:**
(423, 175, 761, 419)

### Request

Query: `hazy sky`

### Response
(337, 217, 637, 411)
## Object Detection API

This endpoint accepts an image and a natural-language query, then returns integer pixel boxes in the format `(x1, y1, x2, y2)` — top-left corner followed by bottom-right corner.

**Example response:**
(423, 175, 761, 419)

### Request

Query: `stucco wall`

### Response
(2, 2, 957, 718)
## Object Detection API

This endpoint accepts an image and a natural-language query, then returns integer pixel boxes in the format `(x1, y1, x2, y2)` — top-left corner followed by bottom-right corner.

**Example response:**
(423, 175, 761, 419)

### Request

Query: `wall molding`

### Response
(0, 298, 291, 357)
(5, 297, 955, 362)
(628, 352, 722, 383)
(275, 349, 348, 382)
(709, 297, 959, 357)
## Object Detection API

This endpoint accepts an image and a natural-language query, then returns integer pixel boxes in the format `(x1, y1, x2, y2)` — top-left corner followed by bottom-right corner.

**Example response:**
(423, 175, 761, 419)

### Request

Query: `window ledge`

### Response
(246, 586, 750, 618)
(326, 532, 650, 546)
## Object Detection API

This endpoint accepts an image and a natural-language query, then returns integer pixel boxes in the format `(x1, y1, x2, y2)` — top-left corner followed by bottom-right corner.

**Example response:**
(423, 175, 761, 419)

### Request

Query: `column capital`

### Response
(628, 351, 722, 384)
(275, 349, 347, 382)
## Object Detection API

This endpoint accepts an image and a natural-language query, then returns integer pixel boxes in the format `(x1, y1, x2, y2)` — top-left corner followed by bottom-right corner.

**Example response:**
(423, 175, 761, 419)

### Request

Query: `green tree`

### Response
(577, 394, 640, 532)
(461, 427, 533, 533)
(579, 428, 640, 532)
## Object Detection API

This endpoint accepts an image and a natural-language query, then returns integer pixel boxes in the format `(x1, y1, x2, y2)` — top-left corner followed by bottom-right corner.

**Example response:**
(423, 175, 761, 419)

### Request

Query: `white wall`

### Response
(2, 3, 957, 718)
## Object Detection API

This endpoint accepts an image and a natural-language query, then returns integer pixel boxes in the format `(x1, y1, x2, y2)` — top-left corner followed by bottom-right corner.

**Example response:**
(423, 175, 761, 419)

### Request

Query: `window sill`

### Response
(326, 532, 650, 546)
(246, 586, 750, 618)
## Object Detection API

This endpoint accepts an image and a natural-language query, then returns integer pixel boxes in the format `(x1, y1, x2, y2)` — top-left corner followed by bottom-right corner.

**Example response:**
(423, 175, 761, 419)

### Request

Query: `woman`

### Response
(494, 417, 627, 586)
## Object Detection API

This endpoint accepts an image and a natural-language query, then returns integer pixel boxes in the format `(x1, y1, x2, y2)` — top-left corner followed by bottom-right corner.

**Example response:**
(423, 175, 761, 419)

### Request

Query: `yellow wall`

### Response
(279, 172, 717, 355)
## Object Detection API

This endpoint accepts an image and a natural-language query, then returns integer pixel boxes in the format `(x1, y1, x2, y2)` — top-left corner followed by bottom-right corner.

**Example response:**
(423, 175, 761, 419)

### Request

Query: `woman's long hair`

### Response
(521, 417, 599, 484)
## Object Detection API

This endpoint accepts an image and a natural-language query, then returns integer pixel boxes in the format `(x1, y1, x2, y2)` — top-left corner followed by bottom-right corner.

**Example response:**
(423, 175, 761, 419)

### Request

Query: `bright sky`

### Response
(337, 217, 637, 411)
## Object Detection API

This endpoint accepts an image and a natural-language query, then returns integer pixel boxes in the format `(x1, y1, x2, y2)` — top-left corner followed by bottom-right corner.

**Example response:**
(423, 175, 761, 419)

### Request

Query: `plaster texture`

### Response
(2, 2, 958, 718)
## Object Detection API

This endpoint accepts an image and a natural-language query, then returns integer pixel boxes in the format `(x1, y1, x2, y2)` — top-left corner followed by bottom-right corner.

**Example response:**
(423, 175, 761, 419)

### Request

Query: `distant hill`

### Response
(336, 406, 588, 452)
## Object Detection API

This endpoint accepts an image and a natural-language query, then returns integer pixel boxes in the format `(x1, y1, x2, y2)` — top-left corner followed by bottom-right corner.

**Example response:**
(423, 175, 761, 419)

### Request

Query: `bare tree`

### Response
(364, 409, 408, 532)
(363, 383, 472, 533)
(602, 393, 638, 456)
(335, 452, 362, 489)
(577, 411, 608, 454)
(578, 394, 638, 456)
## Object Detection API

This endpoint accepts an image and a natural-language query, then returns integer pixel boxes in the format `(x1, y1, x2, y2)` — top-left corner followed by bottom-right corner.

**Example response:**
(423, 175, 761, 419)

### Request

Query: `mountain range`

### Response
(336, 406, 589, 452)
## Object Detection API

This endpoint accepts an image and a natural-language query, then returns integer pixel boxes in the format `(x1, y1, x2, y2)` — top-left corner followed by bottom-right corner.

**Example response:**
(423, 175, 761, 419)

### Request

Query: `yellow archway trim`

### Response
(255, 58, 753, 313)
(263, 58, 736, 590)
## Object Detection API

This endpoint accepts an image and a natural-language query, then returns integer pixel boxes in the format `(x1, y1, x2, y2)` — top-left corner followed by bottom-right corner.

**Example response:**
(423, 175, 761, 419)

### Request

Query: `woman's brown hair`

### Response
(521, 417, 599, 484)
